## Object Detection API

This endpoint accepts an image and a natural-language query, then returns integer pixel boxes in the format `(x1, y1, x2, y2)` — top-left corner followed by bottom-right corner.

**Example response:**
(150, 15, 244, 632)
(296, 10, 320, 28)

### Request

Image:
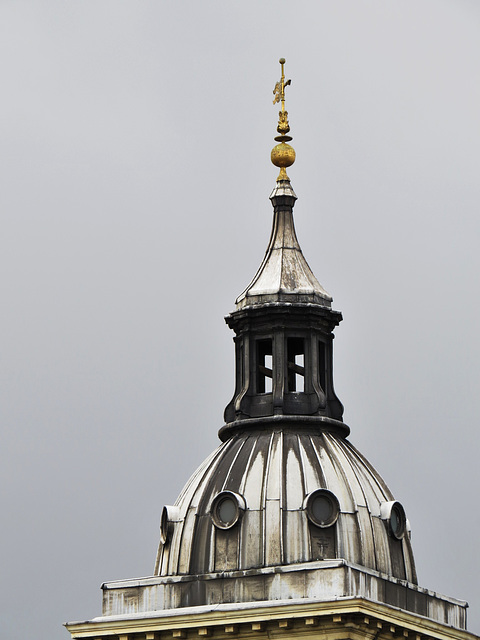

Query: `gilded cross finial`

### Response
(273, 57, 292, 110)
(271, 58, 296, 181)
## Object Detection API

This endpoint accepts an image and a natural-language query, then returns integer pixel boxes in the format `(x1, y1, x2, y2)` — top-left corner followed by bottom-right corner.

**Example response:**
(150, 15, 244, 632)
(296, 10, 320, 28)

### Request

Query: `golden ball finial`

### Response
(279, 57, 285, 64)
(271, 143, 296, 180)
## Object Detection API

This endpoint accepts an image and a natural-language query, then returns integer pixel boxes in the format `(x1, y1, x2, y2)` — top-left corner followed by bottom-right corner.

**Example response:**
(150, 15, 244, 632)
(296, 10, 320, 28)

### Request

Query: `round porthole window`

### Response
(160, 505, 180, 544)
(389, 502, 406, 539)
(380, 500, 406, 540)
(211, 491, 246, 530)
(305, 489, 340, 528)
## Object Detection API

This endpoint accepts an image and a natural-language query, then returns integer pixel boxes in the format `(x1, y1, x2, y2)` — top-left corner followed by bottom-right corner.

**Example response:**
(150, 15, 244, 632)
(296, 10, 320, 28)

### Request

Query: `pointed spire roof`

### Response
(235, 180, 332, 309)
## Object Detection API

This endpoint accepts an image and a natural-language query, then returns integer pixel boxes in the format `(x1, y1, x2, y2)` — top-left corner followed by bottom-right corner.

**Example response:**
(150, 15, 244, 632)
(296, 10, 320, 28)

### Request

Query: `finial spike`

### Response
(271, 58, 295, 181)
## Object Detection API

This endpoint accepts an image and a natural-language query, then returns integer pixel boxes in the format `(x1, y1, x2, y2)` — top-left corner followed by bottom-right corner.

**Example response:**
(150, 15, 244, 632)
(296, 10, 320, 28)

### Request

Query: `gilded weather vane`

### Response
(273, 57, 291, 107)
(271, 58, 296, 181)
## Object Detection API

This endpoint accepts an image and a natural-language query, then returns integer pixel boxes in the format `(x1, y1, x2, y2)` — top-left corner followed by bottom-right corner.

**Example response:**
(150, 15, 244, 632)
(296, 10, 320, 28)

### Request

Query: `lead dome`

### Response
(155, 431, 416, 586)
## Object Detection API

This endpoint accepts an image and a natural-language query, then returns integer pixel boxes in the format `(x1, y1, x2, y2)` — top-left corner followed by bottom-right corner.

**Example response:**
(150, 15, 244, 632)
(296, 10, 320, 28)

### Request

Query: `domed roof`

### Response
(154, 427, 416, 585)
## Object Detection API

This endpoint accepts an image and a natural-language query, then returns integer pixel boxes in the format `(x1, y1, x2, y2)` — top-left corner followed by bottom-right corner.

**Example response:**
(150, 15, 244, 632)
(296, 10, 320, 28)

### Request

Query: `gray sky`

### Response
(1, 2, 479, 639)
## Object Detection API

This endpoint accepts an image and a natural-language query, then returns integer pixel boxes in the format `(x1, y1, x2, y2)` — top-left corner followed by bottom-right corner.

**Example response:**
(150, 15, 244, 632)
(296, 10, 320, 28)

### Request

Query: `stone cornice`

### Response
(66, 597, 478, 640)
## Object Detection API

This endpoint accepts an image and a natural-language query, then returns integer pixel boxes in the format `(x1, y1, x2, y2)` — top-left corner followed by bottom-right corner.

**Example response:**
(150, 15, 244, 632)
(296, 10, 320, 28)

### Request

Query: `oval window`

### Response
(211, 491, 246, 530)
(380, 500, 407, 540)
(160, 505, 180, 544)
(389, 502, 406, 539)
(305, 489, 340, 528)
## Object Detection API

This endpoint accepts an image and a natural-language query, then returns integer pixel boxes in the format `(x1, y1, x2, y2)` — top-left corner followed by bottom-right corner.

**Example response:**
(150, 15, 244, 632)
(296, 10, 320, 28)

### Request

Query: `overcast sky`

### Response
(1, 3, 480, 639)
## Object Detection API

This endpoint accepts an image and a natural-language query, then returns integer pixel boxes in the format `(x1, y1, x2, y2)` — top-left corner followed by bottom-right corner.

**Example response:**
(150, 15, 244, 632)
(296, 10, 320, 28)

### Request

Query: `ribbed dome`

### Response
(154, 427, 416, 584)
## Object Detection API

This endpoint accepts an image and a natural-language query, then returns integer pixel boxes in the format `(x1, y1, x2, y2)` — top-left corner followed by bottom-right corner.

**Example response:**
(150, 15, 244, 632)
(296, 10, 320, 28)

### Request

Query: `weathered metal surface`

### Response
(100, 561, 467, 630)
(154, 429, 417, 586)
(235, 181, 332, 309)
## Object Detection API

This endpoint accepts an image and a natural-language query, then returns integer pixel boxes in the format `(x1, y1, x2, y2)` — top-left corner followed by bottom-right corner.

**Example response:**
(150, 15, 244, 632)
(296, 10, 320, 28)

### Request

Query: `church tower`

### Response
(66, 60, 477, 640)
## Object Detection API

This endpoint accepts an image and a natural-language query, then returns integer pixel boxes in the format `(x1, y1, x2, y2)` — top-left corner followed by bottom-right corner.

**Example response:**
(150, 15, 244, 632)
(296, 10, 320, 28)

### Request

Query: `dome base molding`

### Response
(97, 561, 466, 630)
(219, 415, 350, 441)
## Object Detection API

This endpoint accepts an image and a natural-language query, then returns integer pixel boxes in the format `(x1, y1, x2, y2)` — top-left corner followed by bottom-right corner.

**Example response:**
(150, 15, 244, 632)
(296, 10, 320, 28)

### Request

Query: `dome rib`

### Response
(300, 434, 327, 493)
(328, 436, 379, 569)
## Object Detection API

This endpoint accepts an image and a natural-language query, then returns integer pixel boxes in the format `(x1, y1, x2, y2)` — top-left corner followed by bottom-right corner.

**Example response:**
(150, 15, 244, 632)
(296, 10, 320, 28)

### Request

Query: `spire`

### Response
(236, 58, 332, 310)
(222, 59, 345, 439)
